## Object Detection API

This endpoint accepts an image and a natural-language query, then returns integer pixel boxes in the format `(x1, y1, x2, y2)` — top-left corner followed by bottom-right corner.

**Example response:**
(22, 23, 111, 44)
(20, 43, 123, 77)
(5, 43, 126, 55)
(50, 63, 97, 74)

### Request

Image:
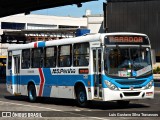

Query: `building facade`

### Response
(0, 14, 87, 31)
(0, 13, 105, 56)
(0, 14, 88, 56)
(104, 0, 160, 62)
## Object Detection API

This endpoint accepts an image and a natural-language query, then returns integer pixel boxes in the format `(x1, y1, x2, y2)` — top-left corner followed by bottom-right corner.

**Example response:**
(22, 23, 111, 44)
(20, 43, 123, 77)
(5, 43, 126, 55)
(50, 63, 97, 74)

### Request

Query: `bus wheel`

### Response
(117, 100, 130, 107)
(28, 84, 36, 102)
(76, 86, 88, 107)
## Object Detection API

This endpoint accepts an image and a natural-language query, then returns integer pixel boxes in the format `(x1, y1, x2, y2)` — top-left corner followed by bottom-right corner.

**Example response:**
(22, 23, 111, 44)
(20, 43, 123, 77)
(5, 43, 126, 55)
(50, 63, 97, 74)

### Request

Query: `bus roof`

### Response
(8, 32, 149, 51)
(101, 32, 147, 36)
(8, 33, 101, 51)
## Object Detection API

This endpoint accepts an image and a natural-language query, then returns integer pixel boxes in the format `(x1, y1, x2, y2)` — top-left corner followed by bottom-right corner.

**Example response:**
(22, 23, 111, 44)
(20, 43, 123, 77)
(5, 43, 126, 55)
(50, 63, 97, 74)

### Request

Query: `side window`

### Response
(32, 48, 43, 68)
(22, 49, 30, 69)
(73, 42, 89, 66)
(44, 46, 57, 68)
(58, 45, 72, 67)
(8, 51, 12, 69)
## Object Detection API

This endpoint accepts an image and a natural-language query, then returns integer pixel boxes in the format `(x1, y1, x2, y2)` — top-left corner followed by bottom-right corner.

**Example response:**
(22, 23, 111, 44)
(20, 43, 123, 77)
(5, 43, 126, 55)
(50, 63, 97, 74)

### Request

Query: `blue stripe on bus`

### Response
(6, 74, 153, 88)
(38, 41, 45, 48)
(102, 75, 153, 89)
(6, 75, 91, 87)
(43, 85, 52, 97)
(42, 68, 52, 97)
(6, 67, 153, 96)
(6, 75, 40, 85)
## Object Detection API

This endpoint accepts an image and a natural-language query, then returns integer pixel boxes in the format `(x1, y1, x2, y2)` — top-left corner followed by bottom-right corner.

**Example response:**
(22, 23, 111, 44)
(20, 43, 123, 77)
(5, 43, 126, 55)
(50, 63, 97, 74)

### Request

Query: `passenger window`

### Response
(58, 45, 72, 67)
(44, 47, 57, 68)
(73, 43, 89, 66)
(32, 48, 43, 68)
(22, 49, 30, 69)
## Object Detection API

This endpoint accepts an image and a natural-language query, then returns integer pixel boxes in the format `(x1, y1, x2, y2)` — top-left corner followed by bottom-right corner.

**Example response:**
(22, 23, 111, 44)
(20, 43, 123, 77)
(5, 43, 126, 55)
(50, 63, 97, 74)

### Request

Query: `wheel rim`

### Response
(29, 88, 35, 100)
(29, 89, 33, 100)
(79, 91, 85, 103)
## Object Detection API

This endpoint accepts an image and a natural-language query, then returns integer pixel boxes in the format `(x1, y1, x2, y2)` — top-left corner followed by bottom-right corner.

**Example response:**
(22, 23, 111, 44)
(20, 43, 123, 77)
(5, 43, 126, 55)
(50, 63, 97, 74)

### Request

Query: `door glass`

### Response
(93, 50, 96, 72)
(93, 49, 102, 98)
(14, 56, 20, 74)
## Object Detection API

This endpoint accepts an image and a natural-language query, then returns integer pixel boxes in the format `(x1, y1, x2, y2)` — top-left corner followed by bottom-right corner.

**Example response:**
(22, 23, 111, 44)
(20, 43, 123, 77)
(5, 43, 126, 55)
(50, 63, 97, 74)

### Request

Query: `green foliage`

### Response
(153, 66, 160, 74)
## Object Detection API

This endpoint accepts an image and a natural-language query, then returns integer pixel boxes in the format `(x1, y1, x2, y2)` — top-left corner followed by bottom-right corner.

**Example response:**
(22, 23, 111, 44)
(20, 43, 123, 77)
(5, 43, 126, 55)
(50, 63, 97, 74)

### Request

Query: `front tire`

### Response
(28, 84, 37, 102)
(76, 86, 88, 107)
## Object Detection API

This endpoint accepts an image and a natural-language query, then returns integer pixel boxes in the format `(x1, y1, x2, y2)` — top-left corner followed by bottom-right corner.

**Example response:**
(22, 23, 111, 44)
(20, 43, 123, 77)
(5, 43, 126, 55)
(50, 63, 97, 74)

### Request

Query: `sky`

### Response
(31, 0, 106, 17)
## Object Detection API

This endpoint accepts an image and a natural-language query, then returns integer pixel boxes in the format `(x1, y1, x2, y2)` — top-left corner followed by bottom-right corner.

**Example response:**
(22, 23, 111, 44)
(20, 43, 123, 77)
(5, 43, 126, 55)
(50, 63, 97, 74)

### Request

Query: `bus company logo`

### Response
(51, 68, 76, 74)
(130, 86, 134, 90)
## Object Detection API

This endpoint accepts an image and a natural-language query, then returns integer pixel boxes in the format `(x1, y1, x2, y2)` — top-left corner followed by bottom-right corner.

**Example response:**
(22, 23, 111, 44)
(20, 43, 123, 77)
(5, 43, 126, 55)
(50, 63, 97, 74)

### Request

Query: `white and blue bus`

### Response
(6, 33, 154, 107)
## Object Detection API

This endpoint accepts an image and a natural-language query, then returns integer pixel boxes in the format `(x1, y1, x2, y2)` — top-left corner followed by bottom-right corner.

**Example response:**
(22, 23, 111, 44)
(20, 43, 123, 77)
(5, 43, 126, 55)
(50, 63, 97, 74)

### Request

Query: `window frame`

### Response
(44, 46, 57, 68)
(73, 42, 89, 67)
(21, 49, 31, 69)
(31, 48, 44, 68)
(58, 44, 72, 67)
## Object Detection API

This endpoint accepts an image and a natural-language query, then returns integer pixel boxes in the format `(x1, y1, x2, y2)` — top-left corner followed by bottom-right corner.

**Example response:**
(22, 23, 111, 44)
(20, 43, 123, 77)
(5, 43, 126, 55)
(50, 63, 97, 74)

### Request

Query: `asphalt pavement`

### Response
(0, 79, 160, 120)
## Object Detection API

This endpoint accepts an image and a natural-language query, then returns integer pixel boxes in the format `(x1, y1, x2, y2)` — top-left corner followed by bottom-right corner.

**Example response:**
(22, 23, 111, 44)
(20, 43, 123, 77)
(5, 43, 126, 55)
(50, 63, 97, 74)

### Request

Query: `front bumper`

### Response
(103, 86, 154, 101)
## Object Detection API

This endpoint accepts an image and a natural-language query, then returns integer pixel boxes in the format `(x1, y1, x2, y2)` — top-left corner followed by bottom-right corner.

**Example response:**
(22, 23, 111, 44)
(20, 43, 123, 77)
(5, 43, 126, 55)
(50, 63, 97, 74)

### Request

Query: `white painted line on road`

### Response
(120, 117, 127, 119)
(62, 111, 109, 120)
(0, 100, 62, 111)
(75, 109, 81, 111)
(87, 110, 92, 111)
(86, 117, 109, 120)
(0, 100, 110, 120)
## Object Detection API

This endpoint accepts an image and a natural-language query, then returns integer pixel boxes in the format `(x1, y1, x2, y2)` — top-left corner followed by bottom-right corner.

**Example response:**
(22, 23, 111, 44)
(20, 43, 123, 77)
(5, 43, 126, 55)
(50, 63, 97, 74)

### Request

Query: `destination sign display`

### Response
(105, 35, 149, 45)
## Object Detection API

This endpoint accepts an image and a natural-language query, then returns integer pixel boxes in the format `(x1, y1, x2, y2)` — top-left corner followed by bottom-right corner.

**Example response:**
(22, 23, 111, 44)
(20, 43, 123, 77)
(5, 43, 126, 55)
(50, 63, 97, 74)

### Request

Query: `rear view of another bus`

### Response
(0, 55, 6, 80)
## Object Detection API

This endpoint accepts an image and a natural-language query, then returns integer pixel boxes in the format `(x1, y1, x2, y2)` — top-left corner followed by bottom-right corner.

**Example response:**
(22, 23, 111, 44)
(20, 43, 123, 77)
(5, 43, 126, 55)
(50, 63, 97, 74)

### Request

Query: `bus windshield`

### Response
(104, 47, 152, 78)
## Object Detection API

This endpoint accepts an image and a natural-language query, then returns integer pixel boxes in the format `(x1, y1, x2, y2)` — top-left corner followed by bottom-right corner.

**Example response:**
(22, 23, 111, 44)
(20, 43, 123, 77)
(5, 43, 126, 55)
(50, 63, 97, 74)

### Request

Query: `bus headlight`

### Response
(144, 80, 153, 89)
(105, 81, 118, 90)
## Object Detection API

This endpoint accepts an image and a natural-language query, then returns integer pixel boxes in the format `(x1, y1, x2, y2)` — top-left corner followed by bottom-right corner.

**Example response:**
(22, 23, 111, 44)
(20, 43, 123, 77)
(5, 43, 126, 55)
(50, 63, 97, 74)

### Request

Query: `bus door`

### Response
(93, 48, 102, 99)
(13, 55, 21, 94)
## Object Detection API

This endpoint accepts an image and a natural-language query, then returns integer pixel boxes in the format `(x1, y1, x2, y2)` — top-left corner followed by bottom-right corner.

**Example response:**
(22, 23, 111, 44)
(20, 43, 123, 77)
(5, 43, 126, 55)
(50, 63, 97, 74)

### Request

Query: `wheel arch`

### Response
(74, 81, 88, 99)
(27, 80, 38, 96)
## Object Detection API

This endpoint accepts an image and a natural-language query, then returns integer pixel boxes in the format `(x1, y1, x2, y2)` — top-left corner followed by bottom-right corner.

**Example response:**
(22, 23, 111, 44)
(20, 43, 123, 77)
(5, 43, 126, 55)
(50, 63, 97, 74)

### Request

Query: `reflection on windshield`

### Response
(104, 47, 152, 77)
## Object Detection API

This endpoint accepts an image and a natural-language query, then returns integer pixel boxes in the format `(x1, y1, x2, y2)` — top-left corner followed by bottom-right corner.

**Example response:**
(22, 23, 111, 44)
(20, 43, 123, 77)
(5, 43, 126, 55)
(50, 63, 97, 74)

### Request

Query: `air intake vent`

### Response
(123, 92, 140, 96)
(116, 80, 145, 85)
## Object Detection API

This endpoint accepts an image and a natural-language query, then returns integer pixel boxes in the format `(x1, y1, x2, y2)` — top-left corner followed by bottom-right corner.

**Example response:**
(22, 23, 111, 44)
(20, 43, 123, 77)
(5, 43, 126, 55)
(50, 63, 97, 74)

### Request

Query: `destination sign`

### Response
(109, 36, 143, 43)
(105, 35, 149, 45)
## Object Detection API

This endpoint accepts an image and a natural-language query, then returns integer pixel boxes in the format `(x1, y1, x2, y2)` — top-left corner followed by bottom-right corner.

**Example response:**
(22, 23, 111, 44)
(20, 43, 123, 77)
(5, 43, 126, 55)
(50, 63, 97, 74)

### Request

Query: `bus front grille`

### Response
(115, 80, 145, 85)
(123, 92, 141, 96)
